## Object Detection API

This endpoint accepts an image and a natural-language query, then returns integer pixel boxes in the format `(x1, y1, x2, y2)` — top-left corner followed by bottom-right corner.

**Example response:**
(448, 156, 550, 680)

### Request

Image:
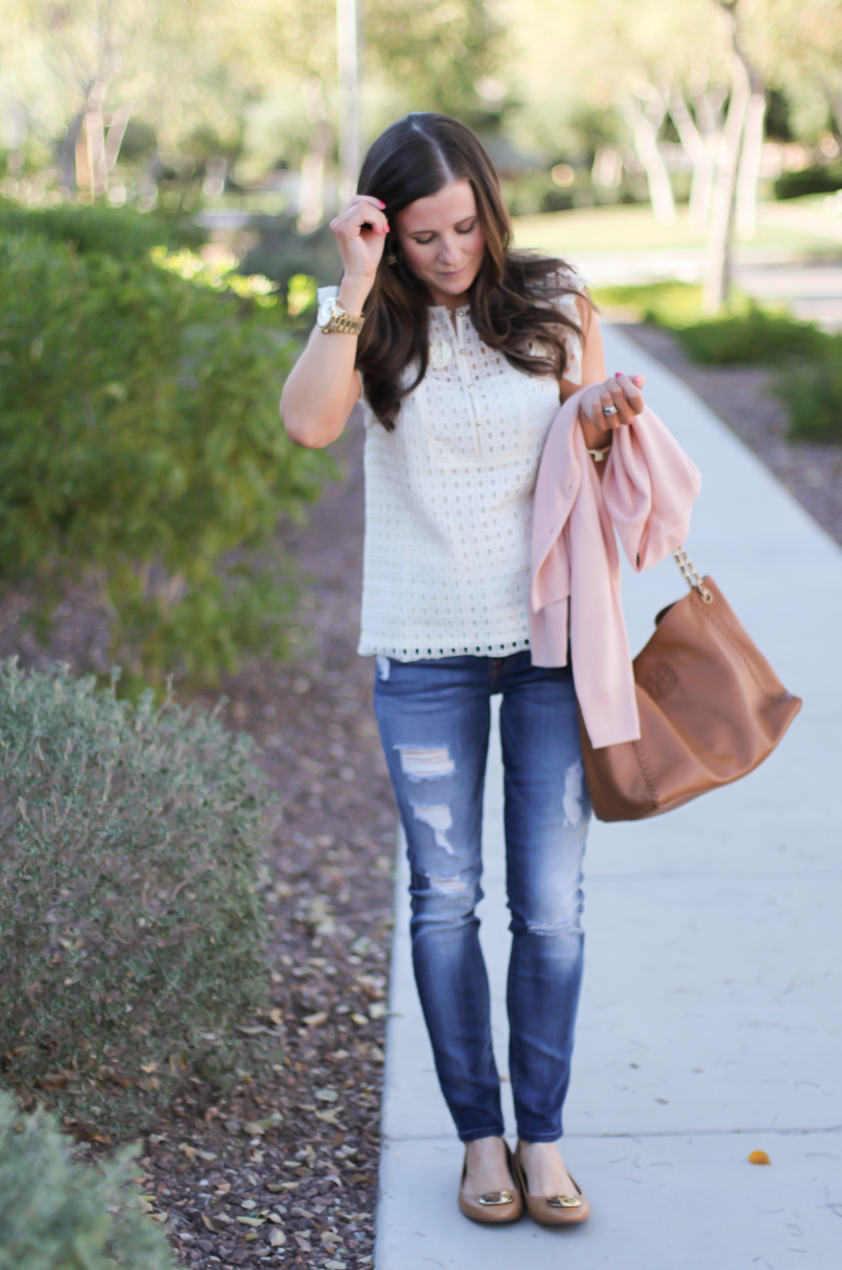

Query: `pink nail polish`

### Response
(615, 372, 622, 378)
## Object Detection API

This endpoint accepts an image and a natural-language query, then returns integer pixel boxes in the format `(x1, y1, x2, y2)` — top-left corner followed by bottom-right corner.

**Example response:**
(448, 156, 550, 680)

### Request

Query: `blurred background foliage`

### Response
(2, 0, 841, 222)
(0, 2, 840, 322)
(0, 209, 331, 687)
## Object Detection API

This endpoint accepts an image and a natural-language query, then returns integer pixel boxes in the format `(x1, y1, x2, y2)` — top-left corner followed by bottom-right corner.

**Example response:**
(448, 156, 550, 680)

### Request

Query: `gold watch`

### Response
(316, 295, 365, 335)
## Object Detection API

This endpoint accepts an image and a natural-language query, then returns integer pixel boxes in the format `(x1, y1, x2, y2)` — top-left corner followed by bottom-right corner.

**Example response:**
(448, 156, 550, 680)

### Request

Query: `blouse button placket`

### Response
(454, 310, 484, 456)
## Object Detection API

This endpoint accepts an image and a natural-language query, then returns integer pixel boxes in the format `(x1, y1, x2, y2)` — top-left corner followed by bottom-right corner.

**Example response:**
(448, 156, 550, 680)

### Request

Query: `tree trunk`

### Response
(669, 89, 717, 228)
(823, 86, 842, 152)
(336, 0, 363, 205)
(298, 149, 326, 234)
(703, 3, 751, 314)
(624, 93, 677, 226)
(671, 88, 728, 229)
(692, 90, 728, 227)
(104, 108, 131, 172)
(60, 110, 86, 192)
(297, 80, 331, 234)
(85, 107, 109, 196)
(735, 45, 766, 242)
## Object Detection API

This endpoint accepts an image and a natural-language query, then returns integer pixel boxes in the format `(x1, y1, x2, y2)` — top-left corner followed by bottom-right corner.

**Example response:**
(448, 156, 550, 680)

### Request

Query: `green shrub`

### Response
(674, 306, 828, 365)
(0, 658, 271, 1135)
(593, 282, 831, 369)
(0, 202, 204, 259)
(778, 342, 842, 442)
(0, 1090, 175, 1270)
(0, 229, 330, 684)
(774, 164, 842, 200)
(591, 280, 704, 327)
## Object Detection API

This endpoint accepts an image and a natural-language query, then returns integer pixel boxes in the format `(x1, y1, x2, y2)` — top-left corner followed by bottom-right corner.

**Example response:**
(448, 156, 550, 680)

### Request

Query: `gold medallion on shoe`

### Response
(513, 1144, 591, 1227)
(547, 1192, 583, 1209)
(458, 1142, 523, 1225)
(478, 1189, 515, 1206)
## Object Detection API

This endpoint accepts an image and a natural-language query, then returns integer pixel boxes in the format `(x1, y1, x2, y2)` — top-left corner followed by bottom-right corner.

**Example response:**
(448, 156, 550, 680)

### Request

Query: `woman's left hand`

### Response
(579, 372, 646, 442)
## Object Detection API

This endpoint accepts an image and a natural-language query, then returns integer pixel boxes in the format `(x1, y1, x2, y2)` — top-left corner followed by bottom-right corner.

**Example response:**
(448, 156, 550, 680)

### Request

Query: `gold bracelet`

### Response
(316, 296, 365, 335)
(586, 443, 612, 462)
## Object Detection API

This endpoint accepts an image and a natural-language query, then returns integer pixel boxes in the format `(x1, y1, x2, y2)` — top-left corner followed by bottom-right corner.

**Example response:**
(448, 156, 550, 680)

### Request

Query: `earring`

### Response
(385, 245, 397, 266)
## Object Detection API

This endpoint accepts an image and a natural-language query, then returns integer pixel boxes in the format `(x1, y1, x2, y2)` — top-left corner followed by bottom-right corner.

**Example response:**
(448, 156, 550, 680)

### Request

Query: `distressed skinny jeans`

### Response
(373, 650, 591, 1143)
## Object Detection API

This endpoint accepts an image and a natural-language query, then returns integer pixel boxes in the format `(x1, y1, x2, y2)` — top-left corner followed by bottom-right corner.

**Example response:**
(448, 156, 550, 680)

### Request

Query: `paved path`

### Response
(374, 324, 842, 1270)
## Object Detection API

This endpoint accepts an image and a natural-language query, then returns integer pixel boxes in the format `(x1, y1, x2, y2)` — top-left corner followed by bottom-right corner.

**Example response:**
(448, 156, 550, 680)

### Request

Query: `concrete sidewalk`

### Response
(374, 324, 842, 1270)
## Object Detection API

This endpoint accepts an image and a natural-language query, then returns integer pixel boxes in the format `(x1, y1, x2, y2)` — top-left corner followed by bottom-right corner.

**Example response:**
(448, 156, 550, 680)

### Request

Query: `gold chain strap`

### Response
(672, 547, 713, 604)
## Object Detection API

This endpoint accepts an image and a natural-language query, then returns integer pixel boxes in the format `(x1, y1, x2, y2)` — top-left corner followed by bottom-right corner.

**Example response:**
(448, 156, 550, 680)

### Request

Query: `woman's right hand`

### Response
(281, 195, 387, 449)
(329, 195, 390, 297)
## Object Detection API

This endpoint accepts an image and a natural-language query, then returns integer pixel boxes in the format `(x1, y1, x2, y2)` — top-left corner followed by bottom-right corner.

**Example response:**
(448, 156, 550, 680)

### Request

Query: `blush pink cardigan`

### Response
(530, 388, 702, 749)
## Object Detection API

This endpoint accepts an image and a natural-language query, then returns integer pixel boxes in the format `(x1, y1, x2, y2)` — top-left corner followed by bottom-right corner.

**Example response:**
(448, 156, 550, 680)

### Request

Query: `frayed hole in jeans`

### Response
(397, 745, 456, 782)
(563, 759, 584, 827)
(428, 873, 470, 897)
(411, 802, 455, 854)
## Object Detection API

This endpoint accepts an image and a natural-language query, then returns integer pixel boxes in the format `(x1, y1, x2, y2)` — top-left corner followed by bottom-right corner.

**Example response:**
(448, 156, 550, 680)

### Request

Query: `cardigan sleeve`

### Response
(602, 405, 702, 571)
(530, 396, 701, 748)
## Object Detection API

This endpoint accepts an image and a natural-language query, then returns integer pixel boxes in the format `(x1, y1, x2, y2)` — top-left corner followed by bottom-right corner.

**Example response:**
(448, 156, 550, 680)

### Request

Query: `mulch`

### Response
(2, 330, 840, 1270)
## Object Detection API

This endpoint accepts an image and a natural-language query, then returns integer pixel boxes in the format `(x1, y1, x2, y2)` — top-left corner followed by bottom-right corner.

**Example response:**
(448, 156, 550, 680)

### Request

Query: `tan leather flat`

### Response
(458, 1140, 523, 1225)
(513, 1142, 591, 1226)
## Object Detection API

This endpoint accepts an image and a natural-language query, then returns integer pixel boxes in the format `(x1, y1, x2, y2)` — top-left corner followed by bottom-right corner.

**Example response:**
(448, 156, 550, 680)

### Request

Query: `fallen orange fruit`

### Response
(748, 1150, 771, 1165)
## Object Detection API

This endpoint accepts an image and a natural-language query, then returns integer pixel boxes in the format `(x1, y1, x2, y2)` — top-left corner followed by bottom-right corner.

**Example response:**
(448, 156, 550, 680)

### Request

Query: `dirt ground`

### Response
(2, 330, 840, 1269)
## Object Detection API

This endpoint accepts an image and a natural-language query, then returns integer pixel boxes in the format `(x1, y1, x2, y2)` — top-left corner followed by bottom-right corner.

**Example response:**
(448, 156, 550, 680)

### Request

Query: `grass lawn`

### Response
(512, 196, 842, 259)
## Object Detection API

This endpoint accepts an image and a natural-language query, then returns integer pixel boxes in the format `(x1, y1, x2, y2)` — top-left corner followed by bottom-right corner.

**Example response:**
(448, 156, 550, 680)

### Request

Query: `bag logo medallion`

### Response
(640, 663, 677, 701)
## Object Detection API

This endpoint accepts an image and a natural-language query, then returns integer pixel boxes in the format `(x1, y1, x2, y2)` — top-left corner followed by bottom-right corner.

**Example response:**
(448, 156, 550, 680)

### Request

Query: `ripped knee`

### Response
(425, 871, 473, 898)
(409, 861, 477, 910)
(524, 916, 582, 937)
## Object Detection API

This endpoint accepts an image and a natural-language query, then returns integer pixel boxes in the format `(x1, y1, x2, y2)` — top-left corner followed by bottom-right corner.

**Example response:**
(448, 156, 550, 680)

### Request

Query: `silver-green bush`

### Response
(0, 658, 270, 1133)
(0, 1089, 176, 1270)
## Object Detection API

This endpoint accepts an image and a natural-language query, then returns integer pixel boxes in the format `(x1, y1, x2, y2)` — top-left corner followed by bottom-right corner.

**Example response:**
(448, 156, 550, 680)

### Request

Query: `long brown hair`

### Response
(355, 113, 588, 430)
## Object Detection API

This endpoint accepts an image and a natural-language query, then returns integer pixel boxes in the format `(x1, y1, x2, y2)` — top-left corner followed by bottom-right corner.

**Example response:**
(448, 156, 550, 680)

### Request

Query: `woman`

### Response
(281, 112, 647, 1226)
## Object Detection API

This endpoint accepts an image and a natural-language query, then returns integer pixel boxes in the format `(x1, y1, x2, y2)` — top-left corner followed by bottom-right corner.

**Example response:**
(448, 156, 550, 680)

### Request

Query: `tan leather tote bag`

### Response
(578, 549, 802, 822)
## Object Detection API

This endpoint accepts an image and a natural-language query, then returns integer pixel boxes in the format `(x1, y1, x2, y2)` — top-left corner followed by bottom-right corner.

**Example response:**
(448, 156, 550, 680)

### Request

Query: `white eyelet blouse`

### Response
(316, 271, 585, 662)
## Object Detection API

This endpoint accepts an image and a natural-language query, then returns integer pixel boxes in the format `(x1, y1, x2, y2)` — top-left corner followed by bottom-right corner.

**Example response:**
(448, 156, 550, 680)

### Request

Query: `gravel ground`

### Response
(2, 331, 840, 1269)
